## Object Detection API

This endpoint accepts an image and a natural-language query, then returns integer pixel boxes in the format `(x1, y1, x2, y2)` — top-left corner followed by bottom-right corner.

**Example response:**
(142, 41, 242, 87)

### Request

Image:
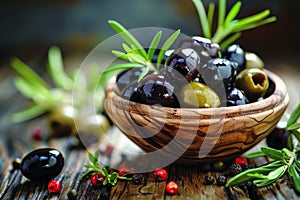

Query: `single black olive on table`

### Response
(20, 148, 64, 181)
(165, 48, 201, 82)
(266, 127, 290, 150)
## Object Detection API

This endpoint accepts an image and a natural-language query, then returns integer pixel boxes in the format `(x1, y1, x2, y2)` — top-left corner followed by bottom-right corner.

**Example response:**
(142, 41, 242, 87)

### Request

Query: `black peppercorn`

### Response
(216, 175, 227, 186)
(228, 163, 242, 176)
(132, 174, 143, 185)
(67, 189, 78, 200)
(204, 175, 215, 185)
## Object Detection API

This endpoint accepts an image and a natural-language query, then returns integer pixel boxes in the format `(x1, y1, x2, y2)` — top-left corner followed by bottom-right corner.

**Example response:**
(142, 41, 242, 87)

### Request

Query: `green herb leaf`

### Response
(287, 103, 300, 128)
(147, 31, 162, 61)
(108, 20, 147, 58)
(288, 165, 300, 193)
(192, 0, 211, 38)
(226, 160, 284, 187)
(224, 1, 241, 27)
(48, 46, 74, 90)
(260, 146, 283, 161)
(111, 50, 129, 61)
(246, 150, 266, 158)
(217, 0, 226, 31)
(207, 3, 215, 31)
(287, 122, 300, 131)
(102, 63, 144, 74)
(156, 29, 180, 68)
(267, 165, 287, 180)
(122, 43, 133, 53)
(287, 134, 294, 150)
(127, 53, 148, 65)
(6, 103, 49, 123)
(88, 152, 98, 165)
(220, 32, 241, 48)
(137, 66, 150, 82)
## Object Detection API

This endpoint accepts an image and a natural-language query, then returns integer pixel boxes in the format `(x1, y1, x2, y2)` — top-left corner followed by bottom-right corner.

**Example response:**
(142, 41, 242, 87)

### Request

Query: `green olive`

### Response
(236, 68, 269, 102)
(47, 106, 77, 138)
(180, 82, 220, 108)
(245, 52, 264, 69)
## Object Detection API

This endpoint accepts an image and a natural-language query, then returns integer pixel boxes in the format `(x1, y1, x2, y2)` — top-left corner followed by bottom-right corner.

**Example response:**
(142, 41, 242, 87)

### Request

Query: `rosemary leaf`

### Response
(111, 50, 129, 61)
(7, 103, 49, 123)
(233, 16, 277, 32)
(137, 65, 150, 82)
(10, 58, 50, 90)
(217, 0, 226, 31)
(102, 63, 144, 74)
(192, 0, 211, 38)
(287, 103, 300, 128)
(287, 122, 300, 131)
(245, 150, 266, 159)
(156, 29, 180, 68)
(122, 43, 133, 53)
(224, 1, 241, 27)
(127, 53, 148, 65)
(230, 9, 271, 31)
(288, 165, 300, 193)
(220, 32, 241, 48)
(147, 31, 162, 61)
(260, 146, 283, 161)
(48, 46, 74, 90)
(207, 3, 215, 31)
(108, 20, 147, 58)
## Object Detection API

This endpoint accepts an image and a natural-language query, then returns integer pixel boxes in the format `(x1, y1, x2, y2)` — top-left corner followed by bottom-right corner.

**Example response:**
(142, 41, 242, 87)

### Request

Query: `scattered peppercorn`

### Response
(132, 174, 143, 185)
(48, 180, 63, 193)
(228, 163, 243, 176)
(216, 175, 227, 186)
(67, 189, 78, 200)
(234, 157, 247, 167)
(204, 175, 215, 185)
(117, 166, 132, 176)
(91, 173, 105, 187)
(153, 168, 168, 182)
(165, 181, 178, 195)
(211, 161, 225, 171)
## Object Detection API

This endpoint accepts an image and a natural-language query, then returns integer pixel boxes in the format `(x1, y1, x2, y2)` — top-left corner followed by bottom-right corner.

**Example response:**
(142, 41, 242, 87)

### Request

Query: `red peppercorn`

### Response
(48, 180, 62, 193)
(117, 166, 132, 176)
(165, 181, 178, 195)
(153, 168, 168, 182)
(32, 127, 43, 140)
(91, 173, 105, 186)
(234, 157, 247, 167)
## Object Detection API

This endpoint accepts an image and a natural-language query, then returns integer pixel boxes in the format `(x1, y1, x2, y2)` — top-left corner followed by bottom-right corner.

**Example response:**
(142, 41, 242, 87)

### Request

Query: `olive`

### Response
(180, 82, 220, 108)
(116, 68, 143, 92)
(225, 87, 249, 106)
(222, 44, 246, 74)
(199, 58, 237, 102)
(235, 68, 269, 102)
(48, 106, 77, 138)
(266, 127, 290, 150)
(165, 48, 201, 82)
(121, 82, 141, 103)
(179, 36, 220, 58)
(136, 74, 179, 107)
(245, 52, 264, 69)
(20, 148, 64, 181)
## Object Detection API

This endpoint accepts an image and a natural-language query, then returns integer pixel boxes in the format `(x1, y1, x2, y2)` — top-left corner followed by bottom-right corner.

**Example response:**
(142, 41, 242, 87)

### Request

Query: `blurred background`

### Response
(0, 0, 299, 108)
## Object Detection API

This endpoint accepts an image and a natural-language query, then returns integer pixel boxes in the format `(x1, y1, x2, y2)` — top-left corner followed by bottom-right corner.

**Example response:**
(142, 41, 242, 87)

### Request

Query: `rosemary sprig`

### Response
(226, 102, 300, 193)
(102, 20, 180, 82)
(192, 0, 277, 48)
(82, 150, 133, 186)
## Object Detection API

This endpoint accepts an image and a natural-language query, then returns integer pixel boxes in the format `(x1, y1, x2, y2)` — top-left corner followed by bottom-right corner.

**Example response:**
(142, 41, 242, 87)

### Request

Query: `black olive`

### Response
(116, 68, 143, 92)
(165, 48, 201, 82)
(221, 44, 246, 74)
(225, 87, 249, 106)
(20, 148, 64, 181)
(179, 36, 220, 58)
(266, 127, 290, 150)
(136, 74, 179, 107)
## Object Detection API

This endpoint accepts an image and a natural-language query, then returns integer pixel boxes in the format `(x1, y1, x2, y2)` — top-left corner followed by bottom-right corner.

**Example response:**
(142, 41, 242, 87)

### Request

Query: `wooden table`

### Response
(0, 57, 299, 200)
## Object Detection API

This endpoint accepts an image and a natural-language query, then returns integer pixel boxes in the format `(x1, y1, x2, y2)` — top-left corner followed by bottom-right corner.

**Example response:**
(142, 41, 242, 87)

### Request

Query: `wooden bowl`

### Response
(104, 69, 289, 164)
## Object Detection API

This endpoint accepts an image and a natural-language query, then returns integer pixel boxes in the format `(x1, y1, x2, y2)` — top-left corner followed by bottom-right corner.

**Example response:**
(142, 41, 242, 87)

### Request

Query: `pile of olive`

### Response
(116, 36, 271, 108)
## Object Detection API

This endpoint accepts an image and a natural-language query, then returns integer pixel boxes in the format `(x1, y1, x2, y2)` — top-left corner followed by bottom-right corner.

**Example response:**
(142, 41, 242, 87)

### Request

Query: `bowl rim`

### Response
(105, 69, 288, 118)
